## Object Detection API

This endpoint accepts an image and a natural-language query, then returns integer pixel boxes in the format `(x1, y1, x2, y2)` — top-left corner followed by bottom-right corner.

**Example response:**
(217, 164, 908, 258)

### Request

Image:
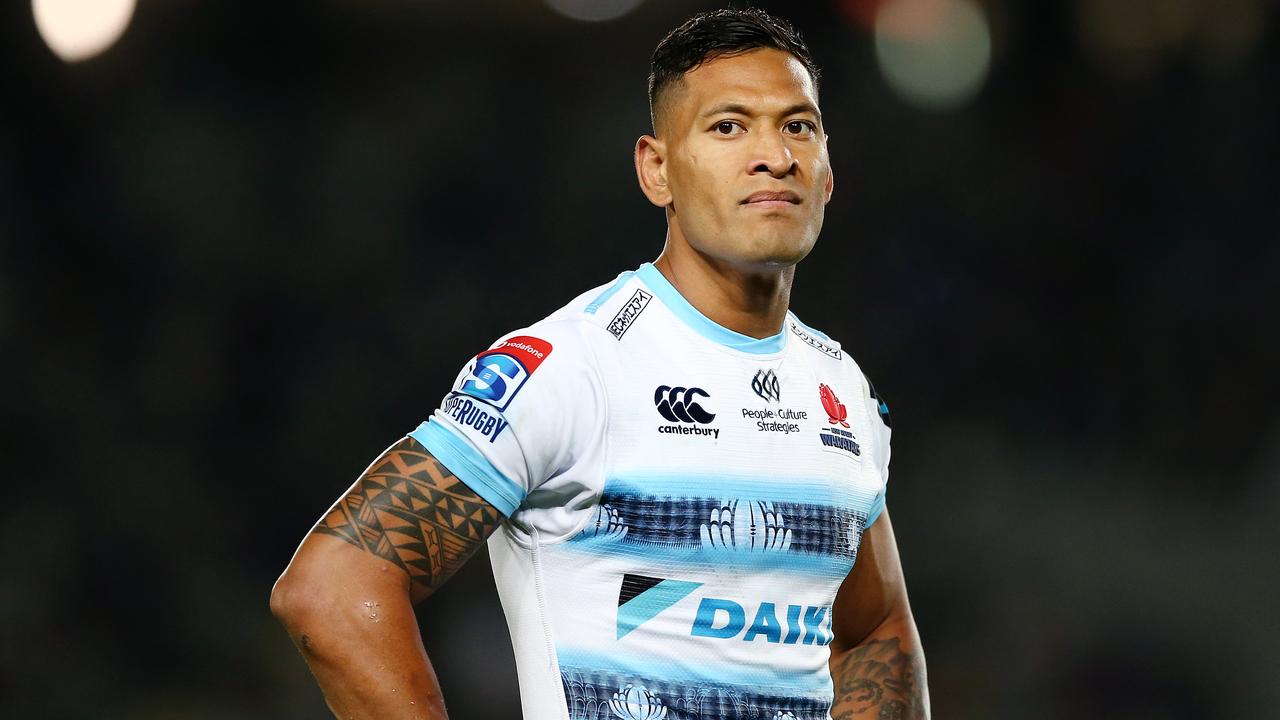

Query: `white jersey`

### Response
(411, 262, 892, 720)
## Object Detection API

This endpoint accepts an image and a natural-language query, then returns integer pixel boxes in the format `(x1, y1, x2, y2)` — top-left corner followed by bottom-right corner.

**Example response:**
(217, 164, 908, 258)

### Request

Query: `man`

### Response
(271, 8, 929, 720)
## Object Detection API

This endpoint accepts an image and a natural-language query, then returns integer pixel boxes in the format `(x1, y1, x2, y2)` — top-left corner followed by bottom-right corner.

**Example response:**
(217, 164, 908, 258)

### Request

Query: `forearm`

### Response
(275, 581, 448, 720)
(828, 615, 929, 720)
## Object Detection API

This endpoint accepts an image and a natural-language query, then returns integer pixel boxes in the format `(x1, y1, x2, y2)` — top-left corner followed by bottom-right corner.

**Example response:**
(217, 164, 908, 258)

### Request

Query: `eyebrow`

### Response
(701, 102, 822, 122)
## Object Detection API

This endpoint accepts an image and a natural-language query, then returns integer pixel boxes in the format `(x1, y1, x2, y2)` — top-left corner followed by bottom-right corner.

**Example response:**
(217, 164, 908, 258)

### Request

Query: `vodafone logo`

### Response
(490, 336, 552, 365)
(455, 335, 553, 412)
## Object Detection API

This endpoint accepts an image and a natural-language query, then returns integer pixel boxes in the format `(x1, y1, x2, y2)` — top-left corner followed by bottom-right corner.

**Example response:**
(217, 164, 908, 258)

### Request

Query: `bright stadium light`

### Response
(32, 0, 136, 63)
(545, 0, 643, 23)
(874, 0, 992, 112)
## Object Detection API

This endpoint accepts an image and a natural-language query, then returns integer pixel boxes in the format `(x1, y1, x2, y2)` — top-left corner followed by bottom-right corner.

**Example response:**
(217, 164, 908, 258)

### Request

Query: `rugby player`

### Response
(272, 8, 929, 719)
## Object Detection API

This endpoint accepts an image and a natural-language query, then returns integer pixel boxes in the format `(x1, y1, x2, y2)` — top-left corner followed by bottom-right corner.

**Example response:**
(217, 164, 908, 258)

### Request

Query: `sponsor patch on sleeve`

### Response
(455, 335, 553, 412)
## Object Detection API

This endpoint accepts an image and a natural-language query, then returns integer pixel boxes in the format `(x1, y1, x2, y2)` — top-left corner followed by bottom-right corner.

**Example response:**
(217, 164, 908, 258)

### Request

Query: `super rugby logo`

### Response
(457, 335, 552, 412)
(442, 395, 509, 443)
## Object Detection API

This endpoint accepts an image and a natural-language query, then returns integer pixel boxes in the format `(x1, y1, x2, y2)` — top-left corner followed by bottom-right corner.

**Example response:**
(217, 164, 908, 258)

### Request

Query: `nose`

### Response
(748, 128, 797, 178)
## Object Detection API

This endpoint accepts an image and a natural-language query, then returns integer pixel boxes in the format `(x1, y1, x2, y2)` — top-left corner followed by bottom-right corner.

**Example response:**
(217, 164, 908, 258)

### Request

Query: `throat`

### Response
(653, 252, 793, 340)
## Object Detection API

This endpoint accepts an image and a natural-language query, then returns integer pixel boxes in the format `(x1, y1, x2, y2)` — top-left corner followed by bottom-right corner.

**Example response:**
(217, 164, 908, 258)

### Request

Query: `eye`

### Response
(784, 120, 816, 136)
(713, 120, 743, 135)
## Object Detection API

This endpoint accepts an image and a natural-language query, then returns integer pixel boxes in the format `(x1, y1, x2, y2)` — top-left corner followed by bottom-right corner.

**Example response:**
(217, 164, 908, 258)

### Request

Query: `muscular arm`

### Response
(270, 436, 502, 720)
(829, 508, 930, 720)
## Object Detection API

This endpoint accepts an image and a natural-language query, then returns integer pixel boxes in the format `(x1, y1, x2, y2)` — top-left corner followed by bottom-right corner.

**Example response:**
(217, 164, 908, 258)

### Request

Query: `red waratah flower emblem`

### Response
(819, 383, 849, 428)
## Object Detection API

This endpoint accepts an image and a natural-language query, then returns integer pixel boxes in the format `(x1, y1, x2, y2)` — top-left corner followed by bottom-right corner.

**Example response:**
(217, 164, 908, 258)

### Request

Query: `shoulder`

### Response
(499, 269, 655, 352)
(785, 311, 846, 363)
(787, 311, 891, 430)
(468, 271, 648, 385)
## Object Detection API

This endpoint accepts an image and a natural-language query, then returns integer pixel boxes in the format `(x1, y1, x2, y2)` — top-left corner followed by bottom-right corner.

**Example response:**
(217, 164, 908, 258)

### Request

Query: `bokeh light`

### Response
(545, 0, 643, 23)
(32, 0, 136, 63)
(1076, 0, 1269, 78)
(873, 0, 992, 112)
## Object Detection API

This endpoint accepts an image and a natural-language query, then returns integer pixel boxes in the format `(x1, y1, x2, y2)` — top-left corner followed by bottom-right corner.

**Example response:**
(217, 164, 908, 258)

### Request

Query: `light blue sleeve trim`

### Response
(584, 271, 636, 315)
(864, 490, 886, 528)
(636, 263, 786, 354)
(409, 420, 524, 517)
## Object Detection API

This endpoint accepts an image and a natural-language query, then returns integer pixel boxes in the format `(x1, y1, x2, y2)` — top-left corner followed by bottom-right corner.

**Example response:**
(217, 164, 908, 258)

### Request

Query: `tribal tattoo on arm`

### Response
(830, 636, 929, 720)
(312, 436, 502, 597)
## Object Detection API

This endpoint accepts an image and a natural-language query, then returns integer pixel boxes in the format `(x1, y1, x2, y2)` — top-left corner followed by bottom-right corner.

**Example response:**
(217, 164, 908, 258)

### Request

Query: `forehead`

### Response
(678, 48, 818, 115)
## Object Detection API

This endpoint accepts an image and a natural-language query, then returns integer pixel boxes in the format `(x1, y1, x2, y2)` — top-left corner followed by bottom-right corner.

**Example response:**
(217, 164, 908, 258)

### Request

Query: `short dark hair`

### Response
(648, 7, 821, 132)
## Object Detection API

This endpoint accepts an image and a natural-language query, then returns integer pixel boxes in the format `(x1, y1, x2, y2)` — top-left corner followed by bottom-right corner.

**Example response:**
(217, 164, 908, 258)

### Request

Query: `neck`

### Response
(653, 235, 795, 340)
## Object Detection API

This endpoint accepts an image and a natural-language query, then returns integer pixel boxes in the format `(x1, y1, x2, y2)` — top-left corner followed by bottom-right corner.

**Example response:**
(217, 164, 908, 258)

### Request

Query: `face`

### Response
(639, 48, 834, 271)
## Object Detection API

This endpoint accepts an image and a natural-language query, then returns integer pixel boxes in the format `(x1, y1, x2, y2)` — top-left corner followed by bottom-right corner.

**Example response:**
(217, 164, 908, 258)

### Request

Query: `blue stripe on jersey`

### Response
(557, 647, 834, 697)
(584, 271, 636, 315)
(564, 472, 877, 575)
(560, 661, 833, 720)
(565, 534, 854, 576)
(636, 263, 787, 355)
(409, 420, 524, 516)
(604, 472, 874, 507)
(865, 490, 886, 527)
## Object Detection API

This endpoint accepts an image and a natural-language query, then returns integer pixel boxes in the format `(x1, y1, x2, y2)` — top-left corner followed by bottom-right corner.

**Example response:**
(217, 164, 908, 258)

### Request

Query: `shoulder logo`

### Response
(790, 322, 841, 359)
(457, 335, 552, 412)
(607, 288, 652, 340)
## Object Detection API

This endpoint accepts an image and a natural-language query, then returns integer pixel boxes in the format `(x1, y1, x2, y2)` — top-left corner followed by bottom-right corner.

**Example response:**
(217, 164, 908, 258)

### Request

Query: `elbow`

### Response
(270, 567, 319, 632)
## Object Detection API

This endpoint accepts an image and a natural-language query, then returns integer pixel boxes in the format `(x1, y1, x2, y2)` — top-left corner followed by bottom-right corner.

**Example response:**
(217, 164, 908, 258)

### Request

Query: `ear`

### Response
(635, 134, 672, 208)
(823, 154, 835, 205)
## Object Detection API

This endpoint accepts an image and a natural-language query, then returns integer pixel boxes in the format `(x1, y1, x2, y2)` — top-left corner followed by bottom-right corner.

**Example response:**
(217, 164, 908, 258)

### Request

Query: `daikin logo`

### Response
(690, 598, 833, 645)
(616, 574, 701, 640)
(614, 573, 833, 646)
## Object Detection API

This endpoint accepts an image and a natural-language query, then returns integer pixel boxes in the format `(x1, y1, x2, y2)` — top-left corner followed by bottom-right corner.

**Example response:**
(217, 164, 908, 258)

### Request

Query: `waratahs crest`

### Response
(819, 383, 849, 428)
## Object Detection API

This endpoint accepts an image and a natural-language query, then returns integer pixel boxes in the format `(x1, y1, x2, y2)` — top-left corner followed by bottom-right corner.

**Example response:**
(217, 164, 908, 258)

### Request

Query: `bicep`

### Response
(296, 435, 504, 605)
(829, 507, 910, 651)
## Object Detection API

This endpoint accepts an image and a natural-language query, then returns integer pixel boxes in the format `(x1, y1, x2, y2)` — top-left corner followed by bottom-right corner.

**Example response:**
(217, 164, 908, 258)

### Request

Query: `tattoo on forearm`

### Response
(313, 437, 501, 591)
(830, 637, 928, 720)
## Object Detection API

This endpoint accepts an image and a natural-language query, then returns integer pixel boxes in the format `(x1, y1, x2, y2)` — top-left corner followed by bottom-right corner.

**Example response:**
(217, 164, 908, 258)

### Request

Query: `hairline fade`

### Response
(647, 7, 821, 134)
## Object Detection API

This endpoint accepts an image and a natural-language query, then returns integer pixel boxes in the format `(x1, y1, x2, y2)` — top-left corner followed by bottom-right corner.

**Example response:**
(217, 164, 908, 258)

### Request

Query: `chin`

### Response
(740, 232, 817, 269)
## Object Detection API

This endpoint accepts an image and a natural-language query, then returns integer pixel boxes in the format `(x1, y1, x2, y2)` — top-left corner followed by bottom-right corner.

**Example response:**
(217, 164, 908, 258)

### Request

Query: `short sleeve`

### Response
(862, 375, 893, 527)
(409, 322, 604, 517)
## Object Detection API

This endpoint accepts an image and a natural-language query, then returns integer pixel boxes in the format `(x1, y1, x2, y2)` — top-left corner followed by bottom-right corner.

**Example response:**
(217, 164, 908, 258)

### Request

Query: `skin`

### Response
(829, 510, 931, 719)
(272, 45, 926, 720)
(271, 437, 501, 719)
(635, 47, 833, 339)
(639, 48, 929, 718)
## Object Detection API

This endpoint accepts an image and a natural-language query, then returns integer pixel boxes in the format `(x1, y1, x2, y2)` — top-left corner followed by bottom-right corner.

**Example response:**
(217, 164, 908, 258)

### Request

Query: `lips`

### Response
(741, 190, 801, 205)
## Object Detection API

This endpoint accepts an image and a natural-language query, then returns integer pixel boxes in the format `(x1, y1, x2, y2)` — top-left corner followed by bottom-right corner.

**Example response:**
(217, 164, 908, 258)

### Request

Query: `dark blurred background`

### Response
(3, 0, 1278, 718)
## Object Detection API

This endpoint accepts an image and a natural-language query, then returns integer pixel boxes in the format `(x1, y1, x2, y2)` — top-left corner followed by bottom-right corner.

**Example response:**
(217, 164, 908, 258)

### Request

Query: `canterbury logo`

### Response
(654, 385, 716, 424)
(751, 369, 781, 403)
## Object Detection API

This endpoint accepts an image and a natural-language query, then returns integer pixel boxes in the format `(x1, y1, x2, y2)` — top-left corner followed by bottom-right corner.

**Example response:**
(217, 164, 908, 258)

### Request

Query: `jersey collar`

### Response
(635, 262, 788, 355)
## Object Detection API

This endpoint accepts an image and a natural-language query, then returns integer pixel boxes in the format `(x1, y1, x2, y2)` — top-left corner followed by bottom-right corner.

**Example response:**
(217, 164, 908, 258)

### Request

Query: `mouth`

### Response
(741, 190, 802, 208)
